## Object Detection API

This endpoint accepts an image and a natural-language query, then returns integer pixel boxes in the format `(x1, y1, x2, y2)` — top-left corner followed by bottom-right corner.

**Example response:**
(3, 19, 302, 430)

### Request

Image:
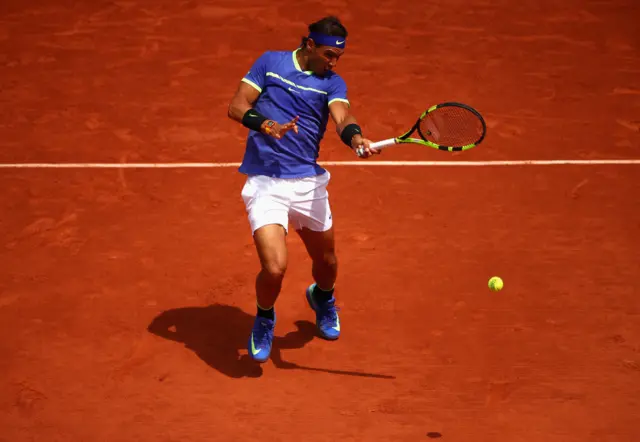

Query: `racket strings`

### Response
(419, 106, 484, 147)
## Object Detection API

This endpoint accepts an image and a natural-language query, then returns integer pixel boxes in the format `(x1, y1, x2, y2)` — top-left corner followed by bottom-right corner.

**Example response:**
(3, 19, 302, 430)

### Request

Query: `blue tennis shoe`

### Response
(248, 314, 276, 363)
(306, 283, 340, 340)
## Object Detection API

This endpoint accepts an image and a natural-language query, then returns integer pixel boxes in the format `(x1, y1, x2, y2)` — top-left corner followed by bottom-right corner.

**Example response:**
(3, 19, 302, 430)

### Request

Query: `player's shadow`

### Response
(147, 303, 394, 379)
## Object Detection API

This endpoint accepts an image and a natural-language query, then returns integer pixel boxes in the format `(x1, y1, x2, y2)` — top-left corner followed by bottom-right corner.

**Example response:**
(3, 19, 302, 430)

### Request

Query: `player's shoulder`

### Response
(251, 50, 291, 72)
(256, 50, 290, 61)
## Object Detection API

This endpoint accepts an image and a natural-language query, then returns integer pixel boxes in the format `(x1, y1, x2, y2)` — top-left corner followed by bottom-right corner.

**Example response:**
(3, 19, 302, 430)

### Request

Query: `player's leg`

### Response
(241, 175, 290, 362)
(296, 226, 337, 293)
(253, 224, 288, 314)
(247, 224, 287, 362)
(296, 227, 341, 340)
(290, 172, 341, 340)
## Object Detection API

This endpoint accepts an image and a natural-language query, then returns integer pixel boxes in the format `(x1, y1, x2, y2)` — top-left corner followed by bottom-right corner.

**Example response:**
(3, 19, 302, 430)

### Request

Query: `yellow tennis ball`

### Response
(488, 276, 504, 292)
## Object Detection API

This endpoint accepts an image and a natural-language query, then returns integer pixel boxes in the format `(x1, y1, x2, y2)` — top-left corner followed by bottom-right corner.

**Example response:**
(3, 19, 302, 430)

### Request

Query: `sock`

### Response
(313, 284, 334, 303)
(257, 303, 275, 320)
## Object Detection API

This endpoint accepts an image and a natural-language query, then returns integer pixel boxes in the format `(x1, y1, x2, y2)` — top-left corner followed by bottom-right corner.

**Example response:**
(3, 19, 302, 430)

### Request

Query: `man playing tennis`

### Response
(227, 16, 380, 363)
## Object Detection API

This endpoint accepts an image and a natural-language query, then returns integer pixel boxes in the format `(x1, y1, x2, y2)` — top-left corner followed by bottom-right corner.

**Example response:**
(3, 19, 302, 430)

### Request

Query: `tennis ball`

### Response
(488, 276, 504, 292)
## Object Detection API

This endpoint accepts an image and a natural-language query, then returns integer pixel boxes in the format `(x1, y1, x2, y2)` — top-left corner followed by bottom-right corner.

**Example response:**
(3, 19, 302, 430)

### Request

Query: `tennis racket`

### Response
(357, 102, 487, 156)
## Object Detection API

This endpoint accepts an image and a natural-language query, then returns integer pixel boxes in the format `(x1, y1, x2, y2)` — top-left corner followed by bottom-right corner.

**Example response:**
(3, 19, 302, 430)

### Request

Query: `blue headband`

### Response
(308, 32, 346, 49)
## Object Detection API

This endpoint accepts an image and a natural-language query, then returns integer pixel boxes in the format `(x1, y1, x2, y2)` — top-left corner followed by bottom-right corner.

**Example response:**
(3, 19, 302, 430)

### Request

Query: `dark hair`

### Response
(300, 16, 348, 47)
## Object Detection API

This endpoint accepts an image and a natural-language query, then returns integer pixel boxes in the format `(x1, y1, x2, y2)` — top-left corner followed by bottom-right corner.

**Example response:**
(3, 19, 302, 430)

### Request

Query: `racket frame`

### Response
(361, 102, 487, 155)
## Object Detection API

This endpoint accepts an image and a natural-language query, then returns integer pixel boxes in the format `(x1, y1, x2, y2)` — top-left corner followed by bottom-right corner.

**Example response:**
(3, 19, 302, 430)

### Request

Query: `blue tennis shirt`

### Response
(238, 49, 350, 178)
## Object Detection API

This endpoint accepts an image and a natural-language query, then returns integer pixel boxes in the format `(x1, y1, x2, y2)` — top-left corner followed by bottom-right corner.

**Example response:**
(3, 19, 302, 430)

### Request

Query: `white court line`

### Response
(0, 160, 639, 168)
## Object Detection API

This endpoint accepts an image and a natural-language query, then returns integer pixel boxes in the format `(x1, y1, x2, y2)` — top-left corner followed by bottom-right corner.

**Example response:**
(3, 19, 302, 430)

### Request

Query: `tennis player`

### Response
(227, 16, 380, 363)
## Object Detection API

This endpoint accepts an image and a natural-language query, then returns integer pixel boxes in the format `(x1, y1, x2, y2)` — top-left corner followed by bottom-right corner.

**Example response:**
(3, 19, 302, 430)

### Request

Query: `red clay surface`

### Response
(1, 0, 639, 441)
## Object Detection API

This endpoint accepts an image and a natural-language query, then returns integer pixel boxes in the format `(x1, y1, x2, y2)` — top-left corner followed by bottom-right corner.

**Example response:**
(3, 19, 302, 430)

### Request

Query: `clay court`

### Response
(1, 0, 639, 440)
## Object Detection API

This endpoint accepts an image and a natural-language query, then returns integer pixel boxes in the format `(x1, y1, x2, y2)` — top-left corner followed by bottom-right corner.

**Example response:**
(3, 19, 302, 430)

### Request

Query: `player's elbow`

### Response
(227, 100, 238, 120)
(228, 97, 248, 122)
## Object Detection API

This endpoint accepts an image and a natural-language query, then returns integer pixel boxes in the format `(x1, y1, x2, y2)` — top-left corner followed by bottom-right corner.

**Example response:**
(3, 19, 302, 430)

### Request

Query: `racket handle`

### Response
(356, 138, 397, 157)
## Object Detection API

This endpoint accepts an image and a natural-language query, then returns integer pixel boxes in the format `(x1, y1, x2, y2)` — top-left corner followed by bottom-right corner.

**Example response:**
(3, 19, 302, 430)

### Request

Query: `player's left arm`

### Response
(329, 101, 380, 158)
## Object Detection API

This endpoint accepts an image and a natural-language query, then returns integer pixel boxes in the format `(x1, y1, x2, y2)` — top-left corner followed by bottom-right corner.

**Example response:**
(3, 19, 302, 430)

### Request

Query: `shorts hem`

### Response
(250, 220, 289, 235)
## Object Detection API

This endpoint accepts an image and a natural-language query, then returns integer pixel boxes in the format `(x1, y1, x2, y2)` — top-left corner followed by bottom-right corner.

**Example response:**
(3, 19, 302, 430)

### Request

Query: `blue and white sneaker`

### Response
(247, 314, 276, 363)
(306, 283, 340, 340)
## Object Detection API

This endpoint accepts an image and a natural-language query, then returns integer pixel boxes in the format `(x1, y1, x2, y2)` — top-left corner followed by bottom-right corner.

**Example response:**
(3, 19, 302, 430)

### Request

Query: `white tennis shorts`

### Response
(241, 171, 333, 234)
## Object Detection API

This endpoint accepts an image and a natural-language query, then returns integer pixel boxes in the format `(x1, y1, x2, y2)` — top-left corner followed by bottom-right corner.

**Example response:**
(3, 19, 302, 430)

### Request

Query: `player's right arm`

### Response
(227, 53, 298, 140)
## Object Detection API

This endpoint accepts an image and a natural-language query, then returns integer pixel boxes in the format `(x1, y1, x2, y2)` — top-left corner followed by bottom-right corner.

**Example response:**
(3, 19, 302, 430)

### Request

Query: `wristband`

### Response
(340, 123, 362, 148)
(242, 108, 268, 132)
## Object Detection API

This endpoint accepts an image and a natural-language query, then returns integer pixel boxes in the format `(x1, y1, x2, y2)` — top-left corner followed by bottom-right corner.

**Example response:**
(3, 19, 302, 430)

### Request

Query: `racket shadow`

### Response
(272, 320, 395, 379)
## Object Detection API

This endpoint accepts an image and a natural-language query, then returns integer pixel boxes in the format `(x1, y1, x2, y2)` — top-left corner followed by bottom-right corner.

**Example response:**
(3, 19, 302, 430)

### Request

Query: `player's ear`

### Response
(306, 38, 316, 52)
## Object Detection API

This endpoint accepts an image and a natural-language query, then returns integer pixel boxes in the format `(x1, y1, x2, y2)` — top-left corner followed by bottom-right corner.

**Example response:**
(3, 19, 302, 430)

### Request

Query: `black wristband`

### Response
(242, 108, 268, 132)
(340, 123, 362, 147)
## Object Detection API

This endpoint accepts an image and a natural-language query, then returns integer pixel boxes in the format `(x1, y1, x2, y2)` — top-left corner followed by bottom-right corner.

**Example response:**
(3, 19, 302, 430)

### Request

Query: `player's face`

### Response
(309, 44, 344, 75)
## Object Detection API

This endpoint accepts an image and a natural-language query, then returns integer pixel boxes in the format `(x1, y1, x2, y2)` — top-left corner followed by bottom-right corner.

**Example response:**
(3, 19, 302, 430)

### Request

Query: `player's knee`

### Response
(262, 260, 287, 283)
(319, 252, 337, 272)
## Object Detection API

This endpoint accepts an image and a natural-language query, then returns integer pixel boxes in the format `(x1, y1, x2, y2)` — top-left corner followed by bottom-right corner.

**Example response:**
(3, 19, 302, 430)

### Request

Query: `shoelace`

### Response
(318, 301, 340, 327)
(254, 319, 274, 345)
